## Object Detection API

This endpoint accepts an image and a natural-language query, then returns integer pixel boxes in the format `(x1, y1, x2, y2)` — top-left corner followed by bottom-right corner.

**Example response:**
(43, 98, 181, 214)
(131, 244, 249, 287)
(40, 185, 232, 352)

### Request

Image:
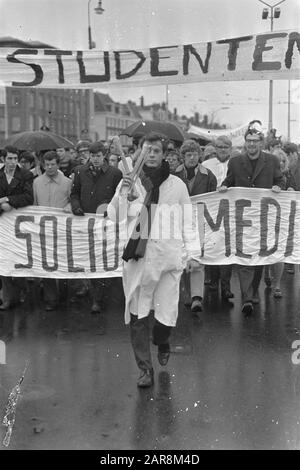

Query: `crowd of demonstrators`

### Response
(0, 125, 300, 387)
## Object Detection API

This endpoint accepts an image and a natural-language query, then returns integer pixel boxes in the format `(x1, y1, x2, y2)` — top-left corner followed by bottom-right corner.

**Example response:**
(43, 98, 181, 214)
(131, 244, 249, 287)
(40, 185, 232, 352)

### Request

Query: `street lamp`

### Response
(88, 0, 105, 49)
(87, 0, 105, 142)
(258, 0, 286, 131)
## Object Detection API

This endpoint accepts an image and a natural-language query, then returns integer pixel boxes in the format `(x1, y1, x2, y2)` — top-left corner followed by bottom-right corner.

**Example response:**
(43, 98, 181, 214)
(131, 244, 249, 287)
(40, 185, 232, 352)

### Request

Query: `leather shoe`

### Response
(137, 369, 154, 388)
(242, 302, 253, 315)
(91, 301, 101, 314)
(157, 343, 170, 366)
(191, 298, 203, 312)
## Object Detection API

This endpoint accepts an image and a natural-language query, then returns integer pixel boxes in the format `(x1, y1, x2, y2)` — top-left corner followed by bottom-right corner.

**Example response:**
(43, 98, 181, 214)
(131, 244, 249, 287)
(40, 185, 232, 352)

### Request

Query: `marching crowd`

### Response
(0, 122, 299, 386)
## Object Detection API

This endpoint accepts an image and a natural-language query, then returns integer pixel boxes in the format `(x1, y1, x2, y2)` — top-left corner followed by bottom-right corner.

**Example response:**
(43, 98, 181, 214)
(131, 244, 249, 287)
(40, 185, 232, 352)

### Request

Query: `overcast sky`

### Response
(0, 0, 299, 140)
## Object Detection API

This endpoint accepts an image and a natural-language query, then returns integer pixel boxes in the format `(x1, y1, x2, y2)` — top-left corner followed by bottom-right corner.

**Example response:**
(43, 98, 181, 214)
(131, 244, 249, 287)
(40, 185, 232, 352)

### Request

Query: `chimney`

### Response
(140, 96, 144, 108)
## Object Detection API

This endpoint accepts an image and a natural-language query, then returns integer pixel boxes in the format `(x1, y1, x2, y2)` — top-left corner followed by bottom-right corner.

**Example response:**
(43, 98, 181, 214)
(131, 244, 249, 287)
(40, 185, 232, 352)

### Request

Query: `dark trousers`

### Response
(210, 265, 233, 291)
(237, 265, 264, 303)
(90, 279, 111, 304)
(130, 314, 171, 371)
(43, 278, 58, 305)
(1, 276, 26, 305)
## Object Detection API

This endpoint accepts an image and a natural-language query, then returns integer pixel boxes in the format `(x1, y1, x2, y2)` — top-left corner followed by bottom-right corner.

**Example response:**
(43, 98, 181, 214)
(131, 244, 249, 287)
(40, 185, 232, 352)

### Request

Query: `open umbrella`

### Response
(5, 130, 74, 152)
(120, 120, 186, 144)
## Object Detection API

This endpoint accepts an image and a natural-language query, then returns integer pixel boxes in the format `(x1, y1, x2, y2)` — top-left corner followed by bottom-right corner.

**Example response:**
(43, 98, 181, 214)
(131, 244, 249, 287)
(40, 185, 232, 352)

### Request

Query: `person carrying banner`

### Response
(0, 146, 34, 310)
(219, 121, 284, 315)
(71, 141, 122, 313)
(175, 139, 217, 313)
(202, 135, 234, 301)
(33, 150, 72, 311)
(107, 132, 201, 387)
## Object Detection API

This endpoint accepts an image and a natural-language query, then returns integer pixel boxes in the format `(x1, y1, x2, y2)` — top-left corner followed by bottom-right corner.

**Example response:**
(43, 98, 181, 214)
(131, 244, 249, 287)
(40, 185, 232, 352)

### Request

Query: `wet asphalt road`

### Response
(1, 267, 300, 450)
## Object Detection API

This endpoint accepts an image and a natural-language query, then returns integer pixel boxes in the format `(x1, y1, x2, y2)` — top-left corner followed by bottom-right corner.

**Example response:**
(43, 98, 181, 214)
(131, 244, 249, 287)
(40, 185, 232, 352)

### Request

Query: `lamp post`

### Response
(87, 0, 105, 140)
(88, 0, 105, 49)
(258, 0, 286, 131)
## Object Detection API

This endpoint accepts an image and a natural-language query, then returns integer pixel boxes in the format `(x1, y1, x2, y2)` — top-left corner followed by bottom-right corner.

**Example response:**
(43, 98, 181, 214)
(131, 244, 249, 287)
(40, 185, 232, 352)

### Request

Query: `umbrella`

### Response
(120, 120, 186, 144)
(5, 130, 74, 152)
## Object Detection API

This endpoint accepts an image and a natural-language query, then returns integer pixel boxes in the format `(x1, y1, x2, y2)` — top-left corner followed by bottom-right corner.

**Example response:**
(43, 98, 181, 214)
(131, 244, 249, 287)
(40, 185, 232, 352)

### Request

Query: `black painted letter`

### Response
(15, 215, 34, 269)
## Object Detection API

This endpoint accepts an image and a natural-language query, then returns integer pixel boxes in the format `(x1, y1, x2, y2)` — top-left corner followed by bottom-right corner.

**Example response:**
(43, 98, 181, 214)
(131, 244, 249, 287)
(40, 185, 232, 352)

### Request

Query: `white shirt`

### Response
(202, 157, 230, 187)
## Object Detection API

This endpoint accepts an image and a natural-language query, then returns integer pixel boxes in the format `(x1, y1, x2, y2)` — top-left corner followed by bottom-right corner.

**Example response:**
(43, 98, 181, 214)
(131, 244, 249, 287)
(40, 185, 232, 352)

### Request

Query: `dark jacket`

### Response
(175, 163, 217, 195)
(70, 162, 122, 214)
(0, 165, 33, 207)
(287, 159, 300, 190)
(222, 151, 284, 189)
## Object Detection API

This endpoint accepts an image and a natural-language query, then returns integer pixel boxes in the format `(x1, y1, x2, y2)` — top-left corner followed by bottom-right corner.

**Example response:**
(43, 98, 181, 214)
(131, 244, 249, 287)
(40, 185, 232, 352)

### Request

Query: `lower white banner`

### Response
(193, 187, 300, 265)
(0, 187, 299, 278)
(0, 206, 125, 278)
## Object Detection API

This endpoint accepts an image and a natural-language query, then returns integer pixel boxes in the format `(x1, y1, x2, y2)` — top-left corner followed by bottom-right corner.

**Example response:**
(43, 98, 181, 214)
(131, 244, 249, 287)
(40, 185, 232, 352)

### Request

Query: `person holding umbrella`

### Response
(0, 146, 34, 310)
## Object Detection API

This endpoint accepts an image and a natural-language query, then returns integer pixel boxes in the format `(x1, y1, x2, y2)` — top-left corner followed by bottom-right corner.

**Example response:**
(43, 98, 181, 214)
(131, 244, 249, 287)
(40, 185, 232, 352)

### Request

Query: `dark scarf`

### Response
(185, 165, 197, 181)
(122, 159, 170, 262)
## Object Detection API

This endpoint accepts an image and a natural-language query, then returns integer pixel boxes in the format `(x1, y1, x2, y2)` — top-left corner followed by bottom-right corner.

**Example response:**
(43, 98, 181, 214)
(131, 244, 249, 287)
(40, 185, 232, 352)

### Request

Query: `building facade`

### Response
(0, 87, 90, 148)
(93, 92, 141, 145)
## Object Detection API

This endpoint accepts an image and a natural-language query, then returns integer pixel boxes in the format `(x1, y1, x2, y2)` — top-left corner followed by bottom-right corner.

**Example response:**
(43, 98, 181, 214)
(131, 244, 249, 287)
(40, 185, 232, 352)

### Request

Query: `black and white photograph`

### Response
(0, 0, 300, 453)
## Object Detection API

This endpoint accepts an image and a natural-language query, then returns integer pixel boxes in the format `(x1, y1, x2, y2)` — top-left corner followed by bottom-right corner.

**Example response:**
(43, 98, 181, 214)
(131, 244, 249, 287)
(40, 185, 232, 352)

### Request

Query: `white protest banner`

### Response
(0, 206, 126, 278)
(188, 123, 250, 146)
(1, 188, 300, 277)
(192, 187, 300, 266)
(0, 30, 299, 88)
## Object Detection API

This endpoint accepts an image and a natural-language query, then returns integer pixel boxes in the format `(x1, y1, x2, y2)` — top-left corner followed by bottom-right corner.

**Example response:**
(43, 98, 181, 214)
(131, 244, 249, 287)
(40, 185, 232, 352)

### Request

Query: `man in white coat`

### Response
(108, 133, 201, 387)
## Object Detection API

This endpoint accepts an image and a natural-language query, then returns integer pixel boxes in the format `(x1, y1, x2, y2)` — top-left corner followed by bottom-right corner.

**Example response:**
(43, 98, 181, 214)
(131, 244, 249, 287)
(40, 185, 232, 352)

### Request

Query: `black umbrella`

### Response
(5, 130, 74, 152)
(120, 120, 186, 144)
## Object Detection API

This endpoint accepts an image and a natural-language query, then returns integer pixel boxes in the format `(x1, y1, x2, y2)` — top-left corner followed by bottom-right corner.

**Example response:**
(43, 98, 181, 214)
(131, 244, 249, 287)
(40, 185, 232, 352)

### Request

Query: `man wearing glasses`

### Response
(203, 136, 234, 301)
(219, 121, 284, 315)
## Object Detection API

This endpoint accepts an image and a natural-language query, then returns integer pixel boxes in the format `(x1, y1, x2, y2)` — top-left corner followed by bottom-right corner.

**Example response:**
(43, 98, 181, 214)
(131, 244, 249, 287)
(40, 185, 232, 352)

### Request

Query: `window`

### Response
(29, 91, 35, 107)
(11, 116, 21, 132)
(12, 92, 21, 107)
(29, 115, 35, 131)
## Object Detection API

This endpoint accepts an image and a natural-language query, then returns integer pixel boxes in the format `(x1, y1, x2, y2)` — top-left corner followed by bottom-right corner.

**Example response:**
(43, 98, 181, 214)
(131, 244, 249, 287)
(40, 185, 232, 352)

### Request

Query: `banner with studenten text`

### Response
(0, 30, 299, 88)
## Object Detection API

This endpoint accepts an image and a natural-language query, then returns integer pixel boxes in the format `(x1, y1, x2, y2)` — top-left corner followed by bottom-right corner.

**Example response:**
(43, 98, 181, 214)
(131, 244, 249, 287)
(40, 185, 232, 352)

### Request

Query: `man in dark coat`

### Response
(0, 146, 34, 310)
(219, 121, 284, 315)
(176, 139, 217, 313)
(70, 141, 122, 313)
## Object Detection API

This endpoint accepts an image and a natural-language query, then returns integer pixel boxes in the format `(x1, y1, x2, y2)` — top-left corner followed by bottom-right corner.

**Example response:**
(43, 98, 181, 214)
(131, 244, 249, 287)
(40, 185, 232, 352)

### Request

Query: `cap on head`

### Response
(76, 140, 90, 152)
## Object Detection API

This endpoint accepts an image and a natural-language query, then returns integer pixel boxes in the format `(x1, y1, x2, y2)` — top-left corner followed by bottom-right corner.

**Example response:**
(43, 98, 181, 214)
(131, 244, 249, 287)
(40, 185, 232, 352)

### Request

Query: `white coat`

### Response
(107, 174, 201, 326)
